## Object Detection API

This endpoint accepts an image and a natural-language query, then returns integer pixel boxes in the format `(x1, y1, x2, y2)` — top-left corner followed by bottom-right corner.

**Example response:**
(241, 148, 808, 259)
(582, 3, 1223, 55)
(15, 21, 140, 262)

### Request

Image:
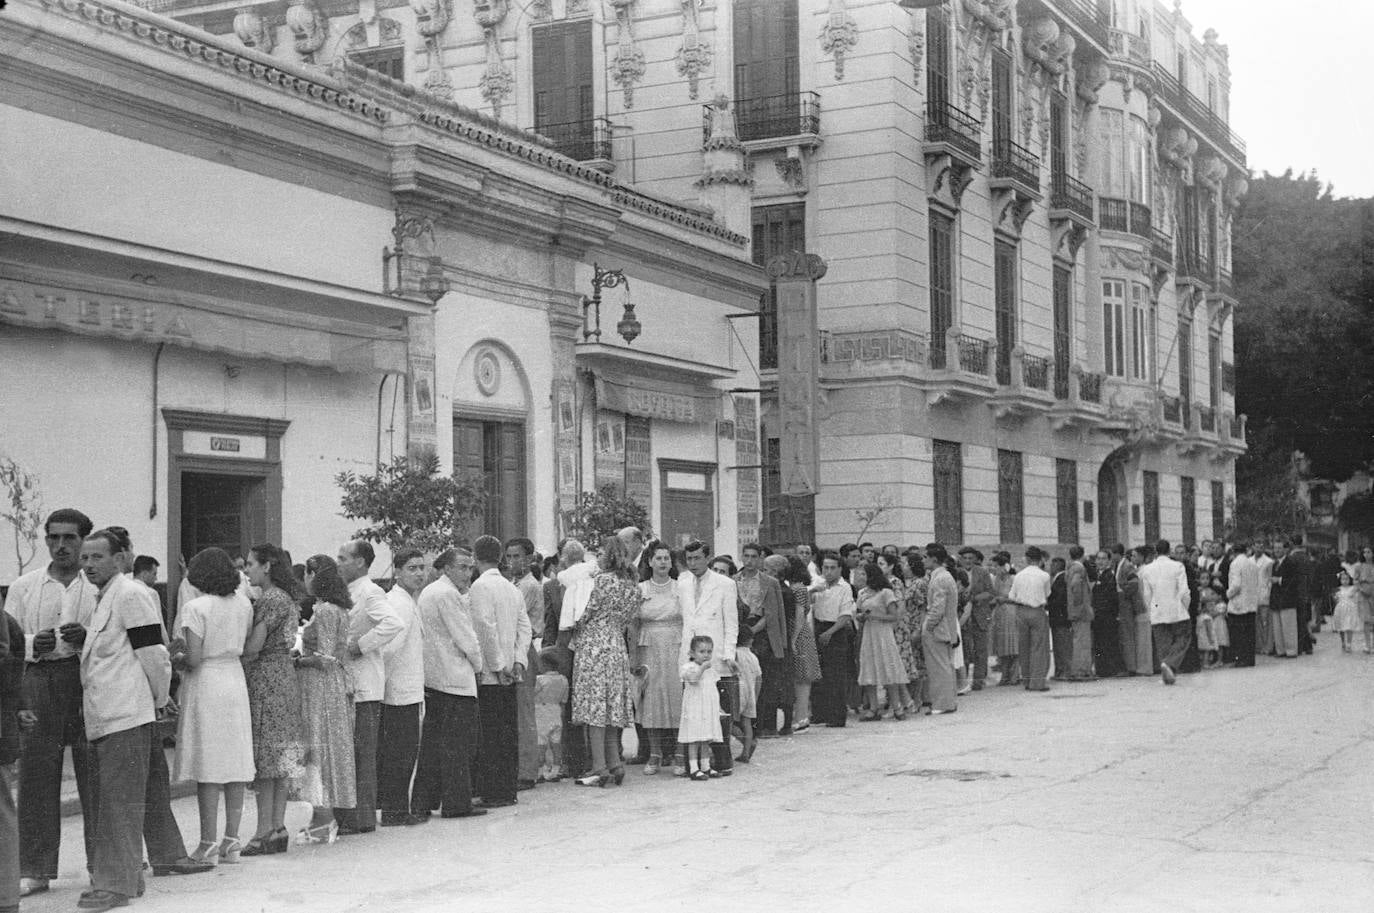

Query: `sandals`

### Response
(190, 841, 219, 866)
(643, 754, 662, 776)
(858, 711, 883, 722)
(689, 770, 709, 781)
(218, 836, 242, 864)
(294, 822, 338, 846)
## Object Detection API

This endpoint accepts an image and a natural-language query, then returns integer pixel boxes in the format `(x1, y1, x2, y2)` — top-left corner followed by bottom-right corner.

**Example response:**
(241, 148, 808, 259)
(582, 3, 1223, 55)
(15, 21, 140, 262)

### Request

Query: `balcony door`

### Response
(926, 2, 951, 108)
(454, 418, 527, 543)
(991, 47, 1012, 151)
(1049, 91, 1067, 180)
(929, 209, 955, 368)
(994, 239, 1017, 385)
(733, 0, 799, 138)
(533, 21, 593, 152)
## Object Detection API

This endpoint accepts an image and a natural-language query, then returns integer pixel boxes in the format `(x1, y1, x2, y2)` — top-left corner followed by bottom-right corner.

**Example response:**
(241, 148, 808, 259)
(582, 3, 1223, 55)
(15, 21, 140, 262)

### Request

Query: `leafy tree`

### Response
(565, 486, 650, 551)
(335, 454, 486, 554)
(1230, 434, 1307, 541)
(1337, 490, 1374, 540)
(0, 455, 44, 575)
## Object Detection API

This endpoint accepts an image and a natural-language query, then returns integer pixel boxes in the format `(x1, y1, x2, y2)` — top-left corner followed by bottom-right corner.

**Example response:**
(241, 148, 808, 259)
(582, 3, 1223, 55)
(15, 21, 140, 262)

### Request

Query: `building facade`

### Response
(0, 0, 765, 589)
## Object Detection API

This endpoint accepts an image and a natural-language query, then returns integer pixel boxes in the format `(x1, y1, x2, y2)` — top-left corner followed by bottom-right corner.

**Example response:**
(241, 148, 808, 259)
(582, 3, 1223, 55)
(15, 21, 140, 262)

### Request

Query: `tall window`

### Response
(1208, 333, 1221, 412)
(532, 21, 593, 146)
(991, 47, 1012, 152)
(933, 440, 964, 545)
(994, 239, 1017, 385)
(1099, 111, 1150, 203)
(1181, 185, 1201, 266)
(926, 2, 951, 108)
(1130, 282, 1150, 381)
(1211, 480, 1226, 539)
(998, 449, 1024, 544)
(1143, 470, 1160, 545)
(1053, 266, 1072, 397)
(752, 203, 805, 370)
(1049, 91, 1068, 179)
(351, 47, 404, 81)
(1180, 476, 1197, 546)
(1056, 458, 1079, 545)
(1178, 314, 1193, 410)
(1103, 279, 1126, 377)
(929, 209, 955, 368)
(734, 0, 799, 138)
(453, 418, 526, 543)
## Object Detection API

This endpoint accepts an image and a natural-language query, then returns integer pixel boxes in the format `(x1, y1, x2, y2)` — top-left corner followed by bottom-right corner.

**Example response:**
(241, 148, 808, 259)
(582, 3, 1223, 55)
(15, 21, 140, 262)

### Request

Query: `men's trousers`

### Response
(334, 700, 380, 830)
(516, 644, 540, 781)
(0, 763, 17, 911)
(1069, 620, 1094, 678)
(1152, 620, 1192, 673)
(413, 690, 479, 815)
(19, 659, 95, 879)
(812, 621, 854, 726)
(1297, 602, 1314, 653)
(1091, 612, 1123, 677)
(711, 675, 739, 774)
(1050, 626, 1073, 679)
(142, 727, 187, 866)
(922, 636, 957, 711)
(89, 724, 152, 899)
(1014, 606, 1051, 689)
(962, 621, 989, 687)
(474, 683, 518, 805)
(1228, 612, 1256, 667)
(1271, 608, 1298, 657)
(1256, 604, 1273, 654)
(376, 702, 421, 815)
(754, 642, 794, 734)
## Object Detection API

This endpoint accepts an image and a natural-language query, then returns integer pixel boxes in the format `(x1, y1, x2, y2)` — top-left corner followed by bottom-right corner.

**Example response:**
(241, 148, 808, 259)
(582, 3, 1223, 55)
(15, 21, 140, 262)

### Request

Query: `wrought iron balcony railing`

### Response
(1151, 63, 1246, 163)
(1199, 404, 1216, 433)
(1161, 394, 1182, 424)
(1129, 201, 1152, 238)
(1054, 361, 1071, 400)
(532, 116, 612, 162)
(1058, 0, 1111, 47)
(1023, 353, 1052, 391)
(1098, 197, 1152, 239)
(992, 138, 1041, 191)
(958, 334, 991, 376)
(1050, 173, 1094, 222)
(1108, 27, 1151, 65)
(731, 91, 821, 143)
(925, 100, 983, 162)
(1079, 372, 1103, 404)
(1180, 398, 1193, 428)
(1152, 228, 1175, 266)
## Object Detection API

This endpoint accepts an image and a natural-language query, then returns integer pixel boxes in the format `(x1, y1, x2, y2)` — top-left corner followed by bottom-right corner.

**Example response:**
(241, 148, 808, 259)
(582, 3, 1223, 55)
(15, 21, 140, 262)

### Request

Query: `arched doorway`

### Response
(1097, 450, 1129, 549)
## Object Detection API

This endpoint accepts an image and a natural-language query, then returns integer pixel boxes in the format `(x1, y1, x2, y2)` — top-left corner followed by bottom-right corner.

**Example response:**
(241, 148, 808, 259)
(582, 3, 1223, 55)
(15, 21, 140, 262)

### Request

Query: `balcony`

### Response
(732, 91, 821, 145)
(991, 138, 1041, 197)
(959, 333, 992, 376)
(818, 325, 996, 407)
(1151, 63, 1246, 165)
(925, 100, 983, 164)
(1221, 412, 1248, 455)
(1199, 404, 1216, 434)
(990, 347, 1057, 420)
(1161, 394, 1182, 425)
(532, 116, 613, 167)
(1176, 245, 1212, 291)
(1023, 0, 1109, 49)
(1212, 266, 1237, 304)
(1048, 366, 1108, 430)
(1080, 372, 1103, 403)
(1023, 353, 1051, 392)
(1151, 228, 1174, 267)
(1098, 197, 1152, 240)
(1108, 28, 1151, 66)
(1050, 173, 1095, 227)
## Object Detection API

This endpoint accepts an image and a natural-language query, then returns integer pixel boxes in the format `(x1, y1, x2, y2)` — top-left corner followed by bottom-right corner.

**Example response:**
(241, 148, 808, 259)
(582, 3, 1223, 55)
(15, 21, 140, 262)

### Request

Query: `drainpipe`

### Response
(149, 343, 164, 519)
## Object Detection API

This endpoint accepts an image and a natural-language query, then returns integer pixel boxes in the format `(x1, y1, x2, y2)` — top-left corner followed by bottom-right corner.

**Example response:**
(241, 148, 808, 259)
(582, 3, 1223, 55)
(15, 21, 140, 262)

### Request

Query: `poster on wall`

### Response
(594, 410, 625, 496)
(624, 416, 651, 510)
(735, 396, 760, 548)
(556, 382, 578, 513)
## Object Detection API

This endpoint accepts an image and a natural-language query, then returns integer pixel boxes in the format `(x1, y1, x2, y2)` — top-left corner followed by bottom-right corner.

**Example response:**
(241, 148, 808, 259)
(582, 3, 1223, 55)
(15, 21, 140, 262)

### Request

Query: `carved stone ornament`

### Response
(610, 0, 646, 108)
(702, 93, 743, 152)
(909, 18, 925, 85)
(474, 0, 512, 117)
(1077, 58, 1109, 103)
(233, 8, 274, 54)
(675, 0, 711, 100)
(529, 0, 551, 19)
(410, 0, 449, 36)
(1103, 244, 1149, 274)
(285, 1, 329, 60)
(775, 157, 805, 193)
(1054, 222, 1089, 263)
(998, 195, 1034, 233)
(819, 0, 860, 81)
(765, 252, 828, 282)
(931, 159, 975, 209)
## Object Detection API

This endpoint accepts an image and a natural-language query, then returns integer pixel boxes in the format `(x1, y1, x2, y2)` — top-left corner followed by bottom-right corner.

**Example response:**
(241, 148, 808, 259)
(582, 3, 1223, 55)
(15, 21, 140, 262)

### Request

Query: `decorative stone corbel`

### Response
(1053, 221, 1089, 264)
(285, 1, 328, 62)
(775, 157, 806, 193)
(233, 8, 274, 54)
(675, 0, 712, 100)
(909, 15, 924, 86)
(529, 0, 551, 19)
(474, 0, 512, 117)
(819, 0, 859, 81)
(1076, 57, 1109, 104)
(610, 0, 646, 108)
(411, 0, 452, 96)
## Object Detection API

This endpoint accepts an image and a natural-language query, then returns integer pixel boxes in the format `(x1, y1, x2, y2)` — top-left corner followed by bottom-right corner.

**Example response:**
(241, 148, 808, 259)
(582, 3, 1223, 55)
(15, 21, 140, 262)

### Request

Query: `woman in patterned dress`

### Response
(783, 556, 823, 731)
(291, 555, 356, 845)
(877, 552, 915, 713)
(241, 544, 305, 854)
(901, 551, 929, 711)
(988, 552, 1021, 685)
(570, 536, 642, 787)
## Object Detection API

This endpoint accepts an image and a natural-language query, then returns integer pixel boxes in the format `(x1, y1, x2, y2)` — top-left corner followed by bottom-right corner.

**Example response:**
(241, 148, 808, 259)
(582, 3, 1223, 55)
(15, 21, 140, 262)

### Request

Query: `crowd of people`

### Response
(2, 508, 1368, 913)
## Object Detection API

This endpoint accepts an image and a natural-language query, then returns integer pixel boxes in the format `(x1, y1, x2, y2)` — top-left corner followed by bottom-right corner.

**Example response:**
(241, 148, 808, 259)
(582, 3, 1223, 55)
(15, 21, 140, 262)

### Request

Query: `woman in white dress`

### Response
(172, 547, 255, 864)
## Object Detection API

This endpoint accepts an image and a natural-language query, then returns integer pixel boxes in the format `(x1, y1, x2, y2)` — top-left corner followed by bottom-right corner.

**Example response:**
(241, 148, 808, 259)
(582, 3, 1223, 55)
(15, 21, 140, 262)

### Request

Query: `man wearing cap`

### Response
(1007, 547, 1053, 692)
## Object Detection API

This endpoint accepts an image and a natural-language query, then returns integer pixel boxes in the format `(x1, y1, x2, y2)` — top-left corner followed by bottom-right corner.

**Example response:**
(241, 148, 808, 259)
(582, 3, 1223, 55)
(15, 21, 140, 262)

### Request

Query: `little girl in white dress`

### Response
(1332, 570, 1361, 652)
(678, 635, 722, 781)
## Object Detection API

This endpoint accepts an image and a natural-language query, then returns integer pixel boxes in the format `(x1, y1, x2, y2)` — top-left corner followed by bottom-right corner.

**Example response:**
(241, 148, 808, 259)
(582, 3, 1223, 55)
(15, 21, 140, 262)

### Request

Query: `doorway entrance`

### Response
(180, 472, 267, 562)
(1097, 452, 1128, 549)
(660, 460, 715, 549)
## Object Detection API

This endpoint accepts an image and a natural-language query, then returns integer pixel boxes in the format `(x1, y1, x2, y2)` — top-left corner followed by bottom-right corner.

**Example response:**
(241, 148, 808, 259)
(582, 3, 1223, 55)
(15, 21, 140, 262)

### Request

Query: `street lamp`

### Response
(419, 256, 450, 305)
(582, 263, 640, 344)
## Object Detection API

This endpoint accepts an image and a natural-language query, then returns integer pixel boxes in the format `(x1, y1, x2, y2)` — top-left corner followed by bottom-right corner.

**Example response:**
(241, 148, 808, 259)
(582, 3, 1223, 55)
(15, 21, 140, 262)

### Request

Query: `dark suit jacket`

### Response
(2, 610, 28, 764)
(1047, 572, 1069, 628)
(965, 565, 996, 630)
(542, 577, 566, 647)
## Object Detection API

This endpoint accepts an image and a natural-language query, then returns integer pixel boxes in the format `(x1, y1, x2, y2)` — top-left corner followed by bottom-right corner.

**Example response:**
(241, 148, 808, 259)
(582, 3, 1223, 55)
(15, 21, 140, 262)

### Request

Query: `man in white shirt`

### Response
(77, 529, 173, 911)
(505, 537, 543, 789)
(808, 552, 855, 727)
(1139, 538, 1192, 685)
(1008, 547, 1053, 692)
(678, 540, 740, 770)
(12, 509, 98, 899)
(469, 535, 531, 808)
(377, 548, 428, 827)
(413, 549, 486, 819)
(1255, 544, 1275, 655)
(336, 540, 403, 835)
(1226, 542, 1260, 668)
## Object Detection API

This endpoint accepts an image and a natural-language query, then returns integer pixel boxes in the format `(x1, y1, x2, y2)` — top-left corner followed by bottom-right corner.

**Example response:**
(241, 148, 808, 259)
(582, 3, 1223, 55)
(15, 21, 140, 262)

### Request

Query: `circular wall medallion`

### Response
(474, 349, 501, 396)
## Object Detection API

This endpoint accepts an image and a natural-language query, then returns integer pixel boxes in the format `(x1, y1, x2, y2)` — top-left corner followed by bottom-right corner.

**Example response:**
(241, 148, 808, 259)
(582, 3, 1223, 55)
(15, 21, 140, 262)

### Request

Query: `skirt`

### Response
(174, 657, 255, 784)
(637, 624, 683, 728)
(1334, 598, 1361, 633)
(857, 619, 908, 686)
(992, 603, 1021, 655)
(735, 646, 761, 718)
(792, 611, 823, 684)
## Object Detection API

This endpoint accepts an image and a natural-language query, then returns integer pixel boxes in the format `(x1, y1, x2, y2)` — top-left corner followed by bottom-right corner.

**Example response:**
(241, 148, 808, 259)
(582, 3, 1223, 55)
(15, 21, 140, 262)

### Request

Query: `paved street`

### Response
(23, 637, 1374, 913)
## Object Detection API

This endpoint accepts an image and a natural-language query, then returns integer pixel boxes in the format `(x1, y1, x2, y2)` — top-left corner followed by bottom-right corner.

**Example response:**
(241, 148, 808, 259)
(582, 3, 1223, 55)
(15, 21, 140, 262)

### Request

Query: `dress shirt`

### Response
(1007, 565, 1052, 608)
(516, 573, 543, 646)
(811, 578, 856, 623)
(1225, 553, 1260, 615)
(470, 568, 532, 685)
(417, 576, 482, 697)
(678, 569, 739, 671)
(81, 574, 170, 741)
(381, 585, 425, 706)
(1255, 554, 1275, 607)
(1139, 555, 1191, 625)
(557, 560, 601, 631)
(346, 575, 403, 703)
(7, 565, 98, 661)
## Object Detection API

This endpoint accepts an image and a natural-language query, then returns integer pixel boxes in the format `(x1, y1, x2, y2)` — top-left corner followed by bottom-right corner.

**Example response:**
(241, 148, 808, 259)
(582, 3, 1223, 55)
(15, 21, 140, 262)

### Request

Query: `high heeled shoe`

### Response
(609, 766, 626, 786)
(238, 834, 273, 857)
(294, 822, 338, 846)
(189, 841, 219, 866)
(573, 770, 609, 787)
(266, 828, 289, 854)
(217, 836, 242, 864)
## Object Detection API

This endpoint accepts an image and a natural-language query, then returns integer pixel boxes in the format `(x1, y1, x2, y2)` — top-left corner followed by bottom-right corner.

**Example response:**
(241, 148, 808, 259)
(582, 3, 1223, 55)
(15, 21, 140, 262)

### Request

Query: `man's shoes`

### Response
(1161, 663, 1176, 685)
(19, 878, 49, 897)
(440, 808, 489, 819)
(516, 779, 537, 791)
(1025, 685, 1050, 692)
(379, 812, 430, 827)
(971, 681, 985, 691)
(77, 890, 129, 911)
(151, 856, 214, 876)
(480, 797, 517, 808)
(335, 823, 376, 836)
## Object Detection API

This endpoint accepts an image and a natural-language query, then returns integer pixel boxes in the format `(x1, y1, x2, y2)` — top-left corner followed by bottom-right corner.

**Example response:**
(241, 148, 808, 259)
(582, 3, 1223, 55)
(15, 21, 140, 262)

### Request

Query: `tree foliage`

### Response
(0, 455, 44, 575)
(1230, 434, 1307, 542)
(565, 486, 650, 551)
(1337, 490, 1374, 539)
(335, 454, 486, 554)
(1232, 171, 1374, 481)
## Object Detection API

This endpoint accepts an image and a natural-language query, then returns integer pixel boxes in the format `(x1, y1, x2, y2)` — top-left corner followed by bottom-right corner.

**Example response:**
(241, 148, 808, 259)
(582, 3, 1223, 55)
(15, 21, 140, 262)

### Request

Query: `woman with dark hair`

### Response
(172, 547, 255, 863)
(989, 551, 1021, 686)
(876, 552, 916, 714)
(854, 562, 907, 720)
(291, 555, 356, 845)
(241, 544, 305, 854)
(781, 556, 822, 732)
(631, 540, 682, 774)
(570, 537, 642, 787)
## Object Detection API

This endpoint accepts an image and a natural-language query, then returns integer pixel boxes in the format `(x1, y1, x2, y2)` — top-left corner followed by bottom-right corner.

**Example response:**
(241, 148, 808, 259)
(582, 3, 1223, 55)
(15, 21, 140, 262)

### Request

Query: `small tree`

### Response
(566, 486, 650, 551)
(335, 454, 486, 555)
(0, 456, 44, 576)
(853, 494, 896, 543)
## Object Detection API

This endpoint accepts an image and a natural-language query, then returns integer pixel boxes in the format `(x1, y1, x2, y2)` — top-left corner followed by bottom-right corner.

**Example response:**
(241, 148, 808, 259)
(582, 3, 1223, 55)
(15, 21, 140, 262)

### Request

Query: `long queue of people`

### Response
(2, 509, 1365, 913)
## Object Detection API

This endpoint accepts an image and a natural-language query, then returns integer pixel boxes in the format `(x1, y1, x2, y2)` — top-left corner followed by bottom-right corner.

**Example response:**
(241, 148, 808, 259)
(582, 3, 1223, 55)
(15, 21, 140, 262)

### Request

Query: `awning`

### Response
(594, 369, 720, 424)
(0, 277, 408, 375)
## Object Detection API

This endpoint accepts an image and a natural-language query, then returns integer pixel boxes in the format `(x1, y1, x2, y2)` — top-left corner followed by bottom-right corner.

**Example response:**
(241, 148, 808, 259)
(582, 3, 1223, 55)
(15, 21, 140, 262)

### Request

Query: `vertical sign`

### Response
(766, 252, 826, 499)
(624, 416, 652, 508)
(734, 396, 759, 547)
(406, 313, 437, 458)
(556, 381, 578, 514)
(593, 410, 626, 496)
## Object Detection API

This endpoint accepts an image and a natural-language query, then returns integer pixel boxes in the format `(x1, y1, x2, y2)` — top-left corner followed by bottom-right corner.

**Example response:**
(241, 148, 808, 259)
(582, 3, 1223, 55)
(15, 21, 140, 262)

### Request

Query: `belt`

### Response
(27, 655, 81, 668)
